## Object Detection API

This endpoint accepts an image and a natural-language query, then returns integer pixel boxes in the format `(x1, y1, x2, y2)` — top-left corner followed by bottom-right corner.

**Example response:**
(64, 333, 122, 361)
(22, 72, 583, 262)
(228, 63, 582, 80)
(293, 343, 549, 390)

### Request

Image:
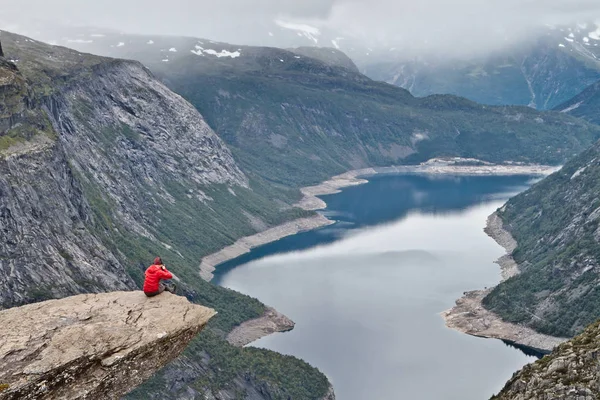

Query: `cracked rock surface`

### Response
(0, 291, 215, 400)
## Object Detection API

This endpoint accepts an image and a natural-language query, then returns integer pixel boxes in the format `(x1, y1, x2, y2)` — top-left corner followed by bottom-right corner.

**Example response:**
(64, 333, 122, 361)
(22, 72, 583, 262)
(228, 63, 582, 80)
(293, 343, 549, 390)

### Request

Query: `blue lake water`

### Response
(214, 174, 538, 400)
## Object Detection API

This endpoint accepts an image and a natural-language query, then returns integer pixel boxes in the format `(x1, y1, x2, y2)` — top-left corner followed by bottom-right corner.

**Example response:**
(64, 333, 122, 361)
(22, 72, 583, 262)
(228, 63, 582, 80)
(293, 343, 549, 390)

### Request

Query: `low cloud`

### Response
(2, 0, 600, 57)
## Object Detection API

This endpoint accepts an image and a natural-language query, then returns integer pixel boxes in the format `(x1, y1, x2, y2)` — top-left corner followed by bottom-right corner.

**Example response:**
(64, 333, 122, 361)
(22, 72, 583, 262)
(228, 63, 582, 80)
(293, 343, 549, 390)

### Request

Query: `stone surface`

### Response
(493, 320, 600, 400)
(226, 307, 295, 347)
(0, 291, 215, 400)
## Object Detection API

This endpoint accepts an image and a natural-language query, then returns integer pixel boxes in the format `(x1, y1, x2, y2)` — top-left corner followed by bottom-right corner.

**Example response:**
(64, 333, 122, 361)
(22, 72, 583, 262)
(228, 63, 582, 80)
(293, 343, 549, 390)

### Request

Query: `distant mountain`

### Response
(290, 46, 360, 72)
(10, 20, 600, 112)
(556, 79, 600, 124)
(363, 23, 600, 110)
(31, 30, 600, 188)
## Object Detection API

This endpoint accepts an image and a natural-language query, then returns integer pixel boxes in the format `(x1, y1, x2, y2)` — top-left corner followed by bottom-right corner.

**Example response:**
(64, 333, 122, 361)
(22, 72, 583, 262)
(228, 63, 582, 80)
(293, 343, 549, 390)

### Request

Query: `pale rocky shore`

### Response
(199, 214, 334, 281)
(226, 307, 295, 347)
(201, 160, 557, 282)
(442, 212, 568, 352)
(201, 159, 560, 357)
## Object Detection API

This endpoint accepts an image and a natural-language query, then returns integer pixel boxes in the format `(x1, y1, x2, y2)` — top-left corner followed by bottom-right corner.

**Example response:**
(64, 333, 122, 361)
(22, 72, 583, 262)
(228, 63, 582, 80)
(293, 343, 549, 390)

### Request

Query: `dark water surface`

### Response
(214, 175, 538, 400)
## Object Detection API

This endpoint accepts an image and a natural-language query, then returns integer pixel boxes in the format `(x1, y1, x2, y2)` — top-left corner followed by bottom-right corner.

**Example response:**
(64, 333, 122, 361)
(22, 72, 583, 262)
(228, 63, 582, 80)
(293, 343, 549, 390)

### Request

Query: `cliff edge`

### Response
(0, 291, 216, 400)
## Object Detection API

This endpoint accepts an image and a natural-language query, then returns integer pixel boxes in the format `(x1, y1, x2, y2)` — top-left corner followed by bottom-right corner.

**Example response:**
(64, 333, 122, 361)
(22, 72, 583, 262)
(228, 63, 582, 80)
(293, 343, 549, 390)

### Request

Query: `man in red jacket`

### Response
(143, 257, 176, 297)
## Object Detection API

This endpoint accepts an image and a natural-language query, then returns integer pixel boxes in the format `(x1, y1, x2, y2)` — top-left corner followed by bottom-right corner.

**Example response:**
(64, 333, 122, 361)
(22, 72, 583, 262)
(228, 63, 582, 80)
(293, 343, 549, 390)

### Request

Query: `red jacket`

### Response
(143, 264, 173, 293)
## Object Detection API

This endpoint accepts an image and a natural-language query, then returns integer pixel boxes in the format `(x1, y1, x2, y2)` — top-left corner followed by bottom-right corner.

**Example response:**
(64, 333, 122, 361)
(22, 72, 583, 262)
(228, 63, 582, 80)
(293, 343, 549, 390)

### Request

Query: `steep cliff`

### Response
(0, 47, 136, 307)
(483, 140, 600, 338)
(0, 32, 332, 399)
(0, 30, 299, 322)
(493, 319, 600, 400)
(0, 291, 215, 400)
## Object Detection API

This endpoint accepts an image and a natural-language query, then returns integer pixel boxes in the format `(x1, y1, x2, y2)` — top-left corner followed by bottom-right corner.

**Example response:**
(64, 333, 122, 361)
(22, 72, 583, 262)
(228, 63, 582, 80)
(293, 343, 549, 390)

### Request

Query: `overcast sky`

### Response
(2, 0, 600, 56)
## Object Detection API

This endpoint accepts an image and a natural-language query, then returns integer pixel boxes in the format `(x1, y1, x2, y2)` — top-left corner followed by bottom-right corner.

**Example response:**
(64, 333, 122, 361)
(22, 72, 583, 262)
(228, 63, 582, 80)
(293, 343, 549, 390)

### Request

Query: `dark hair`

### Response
(153, 257, 163, 265)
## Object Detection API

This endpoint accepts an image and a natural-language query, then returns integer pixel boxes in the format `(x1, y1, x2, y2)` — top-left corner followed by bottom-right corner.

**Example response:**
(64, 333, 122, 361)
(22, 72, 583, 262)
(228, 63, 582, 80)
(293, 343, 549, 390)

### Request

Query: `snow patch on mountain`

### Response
(169, 47, 177, 52)
(561, 101, 583, 113)
(275, 20, 320, 44)
(190, 45, 241, 58)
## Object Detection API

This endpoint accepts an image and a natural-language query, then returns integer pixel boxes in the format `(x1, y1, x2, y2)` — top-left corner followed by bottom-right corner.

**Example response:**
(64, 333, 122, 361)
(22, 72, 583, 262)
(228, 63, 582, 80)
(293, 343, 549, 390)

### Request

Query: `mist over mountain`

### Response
(3, 0, 600, 61)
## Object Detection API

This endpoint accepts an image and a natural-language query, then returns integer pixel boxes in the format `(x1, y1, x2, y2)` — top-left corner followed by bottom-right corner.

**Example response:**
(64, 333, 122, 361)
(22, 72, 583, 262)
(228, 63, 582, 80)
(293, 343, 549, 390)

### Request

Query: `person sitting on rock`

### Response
(143, 257, 177, 297)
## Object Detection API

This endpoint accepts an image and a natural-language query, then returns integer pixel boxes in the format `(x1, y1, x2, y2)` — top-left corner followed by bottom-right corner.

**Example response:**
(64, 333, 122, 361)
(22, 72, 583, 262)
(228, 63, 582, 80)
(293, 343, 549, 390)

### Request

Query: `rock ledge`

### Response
(0, 291, 215, 400)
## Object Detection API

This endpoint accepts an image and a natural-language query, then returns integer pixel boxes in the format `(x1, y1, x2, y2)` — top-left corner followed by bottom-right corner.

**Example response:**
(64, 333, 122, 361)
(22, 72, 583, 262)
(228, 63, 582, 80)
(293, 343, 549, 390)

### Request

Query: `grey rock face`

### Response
(493, 320, 600, 400)
(0, 32, 248, 308)
(48, 59, 247, 239)
(0, 143, 135, 307)
(0, 291, 216, 400)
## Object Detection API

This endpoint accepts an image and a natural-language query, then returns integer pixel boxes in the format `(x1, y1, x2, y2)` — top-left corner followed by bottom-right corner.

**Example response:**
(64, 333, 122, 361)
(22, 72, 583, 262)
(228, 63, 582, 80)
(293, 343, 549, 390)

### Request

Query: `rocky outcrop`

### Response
(226, 307, 295, 347)
(443, 212, 568, 352)
(493, 320, 600, 400)
(0, 291, 216, 400)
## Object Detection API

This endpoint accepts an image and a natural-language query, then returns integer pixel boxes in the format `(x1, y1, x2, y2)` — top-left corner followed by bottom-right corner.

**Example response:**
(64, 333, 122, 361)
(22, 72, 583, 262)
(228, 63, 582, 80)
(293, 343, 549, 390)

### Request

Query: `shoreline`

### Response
(442, 212, 568, 352)
(206, 160, 560, 349)
(226, 307, 295, 347)
(213, 160, 559, 400)
(201, 160, 558, 282)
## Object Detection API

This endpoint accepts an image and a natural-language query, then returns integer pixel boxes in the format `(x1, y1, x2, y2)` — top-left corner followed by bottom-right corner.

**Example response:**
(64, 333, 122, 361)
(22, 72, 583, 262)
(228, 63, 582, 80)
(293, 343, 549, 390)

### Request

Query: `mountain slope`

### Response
(290, 46, 360, 72)
(147, 44, 600, 187)
(493, 319, 600, 399)
(22, 32, 600, 187)
(482, 140, 600, 338)
(0, 31, 330, 399)
(556, 79, 600, 124)
(364, 25, 600, 110)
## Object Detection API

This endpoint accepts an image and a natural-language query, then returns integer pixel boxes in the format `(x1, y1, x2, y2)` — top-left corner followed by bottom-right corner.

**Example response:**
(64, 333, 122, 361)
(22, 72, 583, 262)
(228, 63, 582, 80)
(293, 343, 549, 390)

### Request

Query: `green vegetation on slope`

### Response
(483, 141, 600, 337)
(150, 46, 600, 187)
(127, 330, 330, 400)
(492, 319, 600, 399)
(555, 80, 600, 125)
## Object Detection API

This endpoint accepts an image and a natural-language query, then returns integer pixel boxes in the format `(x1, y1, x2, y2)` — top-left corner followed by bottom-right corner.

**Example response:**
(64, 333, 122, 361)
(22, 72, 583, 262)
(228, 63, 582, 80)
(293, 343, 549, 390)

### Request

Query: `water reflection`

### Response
(215, 175, 538, 400)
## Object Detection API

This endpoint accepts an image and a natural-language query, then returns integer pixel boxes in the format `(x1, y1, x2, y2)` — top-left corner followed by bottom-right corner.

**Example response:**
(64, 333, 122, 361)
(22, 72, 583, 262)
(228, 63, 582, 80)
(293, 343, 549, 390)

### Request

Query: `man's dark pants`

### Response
(144, 282, 177, 297)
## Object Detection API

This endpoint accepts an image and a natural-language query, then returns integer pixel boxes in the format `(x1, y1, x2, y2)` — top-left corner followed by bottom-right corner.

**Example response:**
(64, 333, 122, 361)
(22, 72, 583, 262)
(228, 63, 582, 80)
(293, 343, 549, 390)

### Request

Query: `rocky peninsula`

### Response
(443, 212, 568, 352)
